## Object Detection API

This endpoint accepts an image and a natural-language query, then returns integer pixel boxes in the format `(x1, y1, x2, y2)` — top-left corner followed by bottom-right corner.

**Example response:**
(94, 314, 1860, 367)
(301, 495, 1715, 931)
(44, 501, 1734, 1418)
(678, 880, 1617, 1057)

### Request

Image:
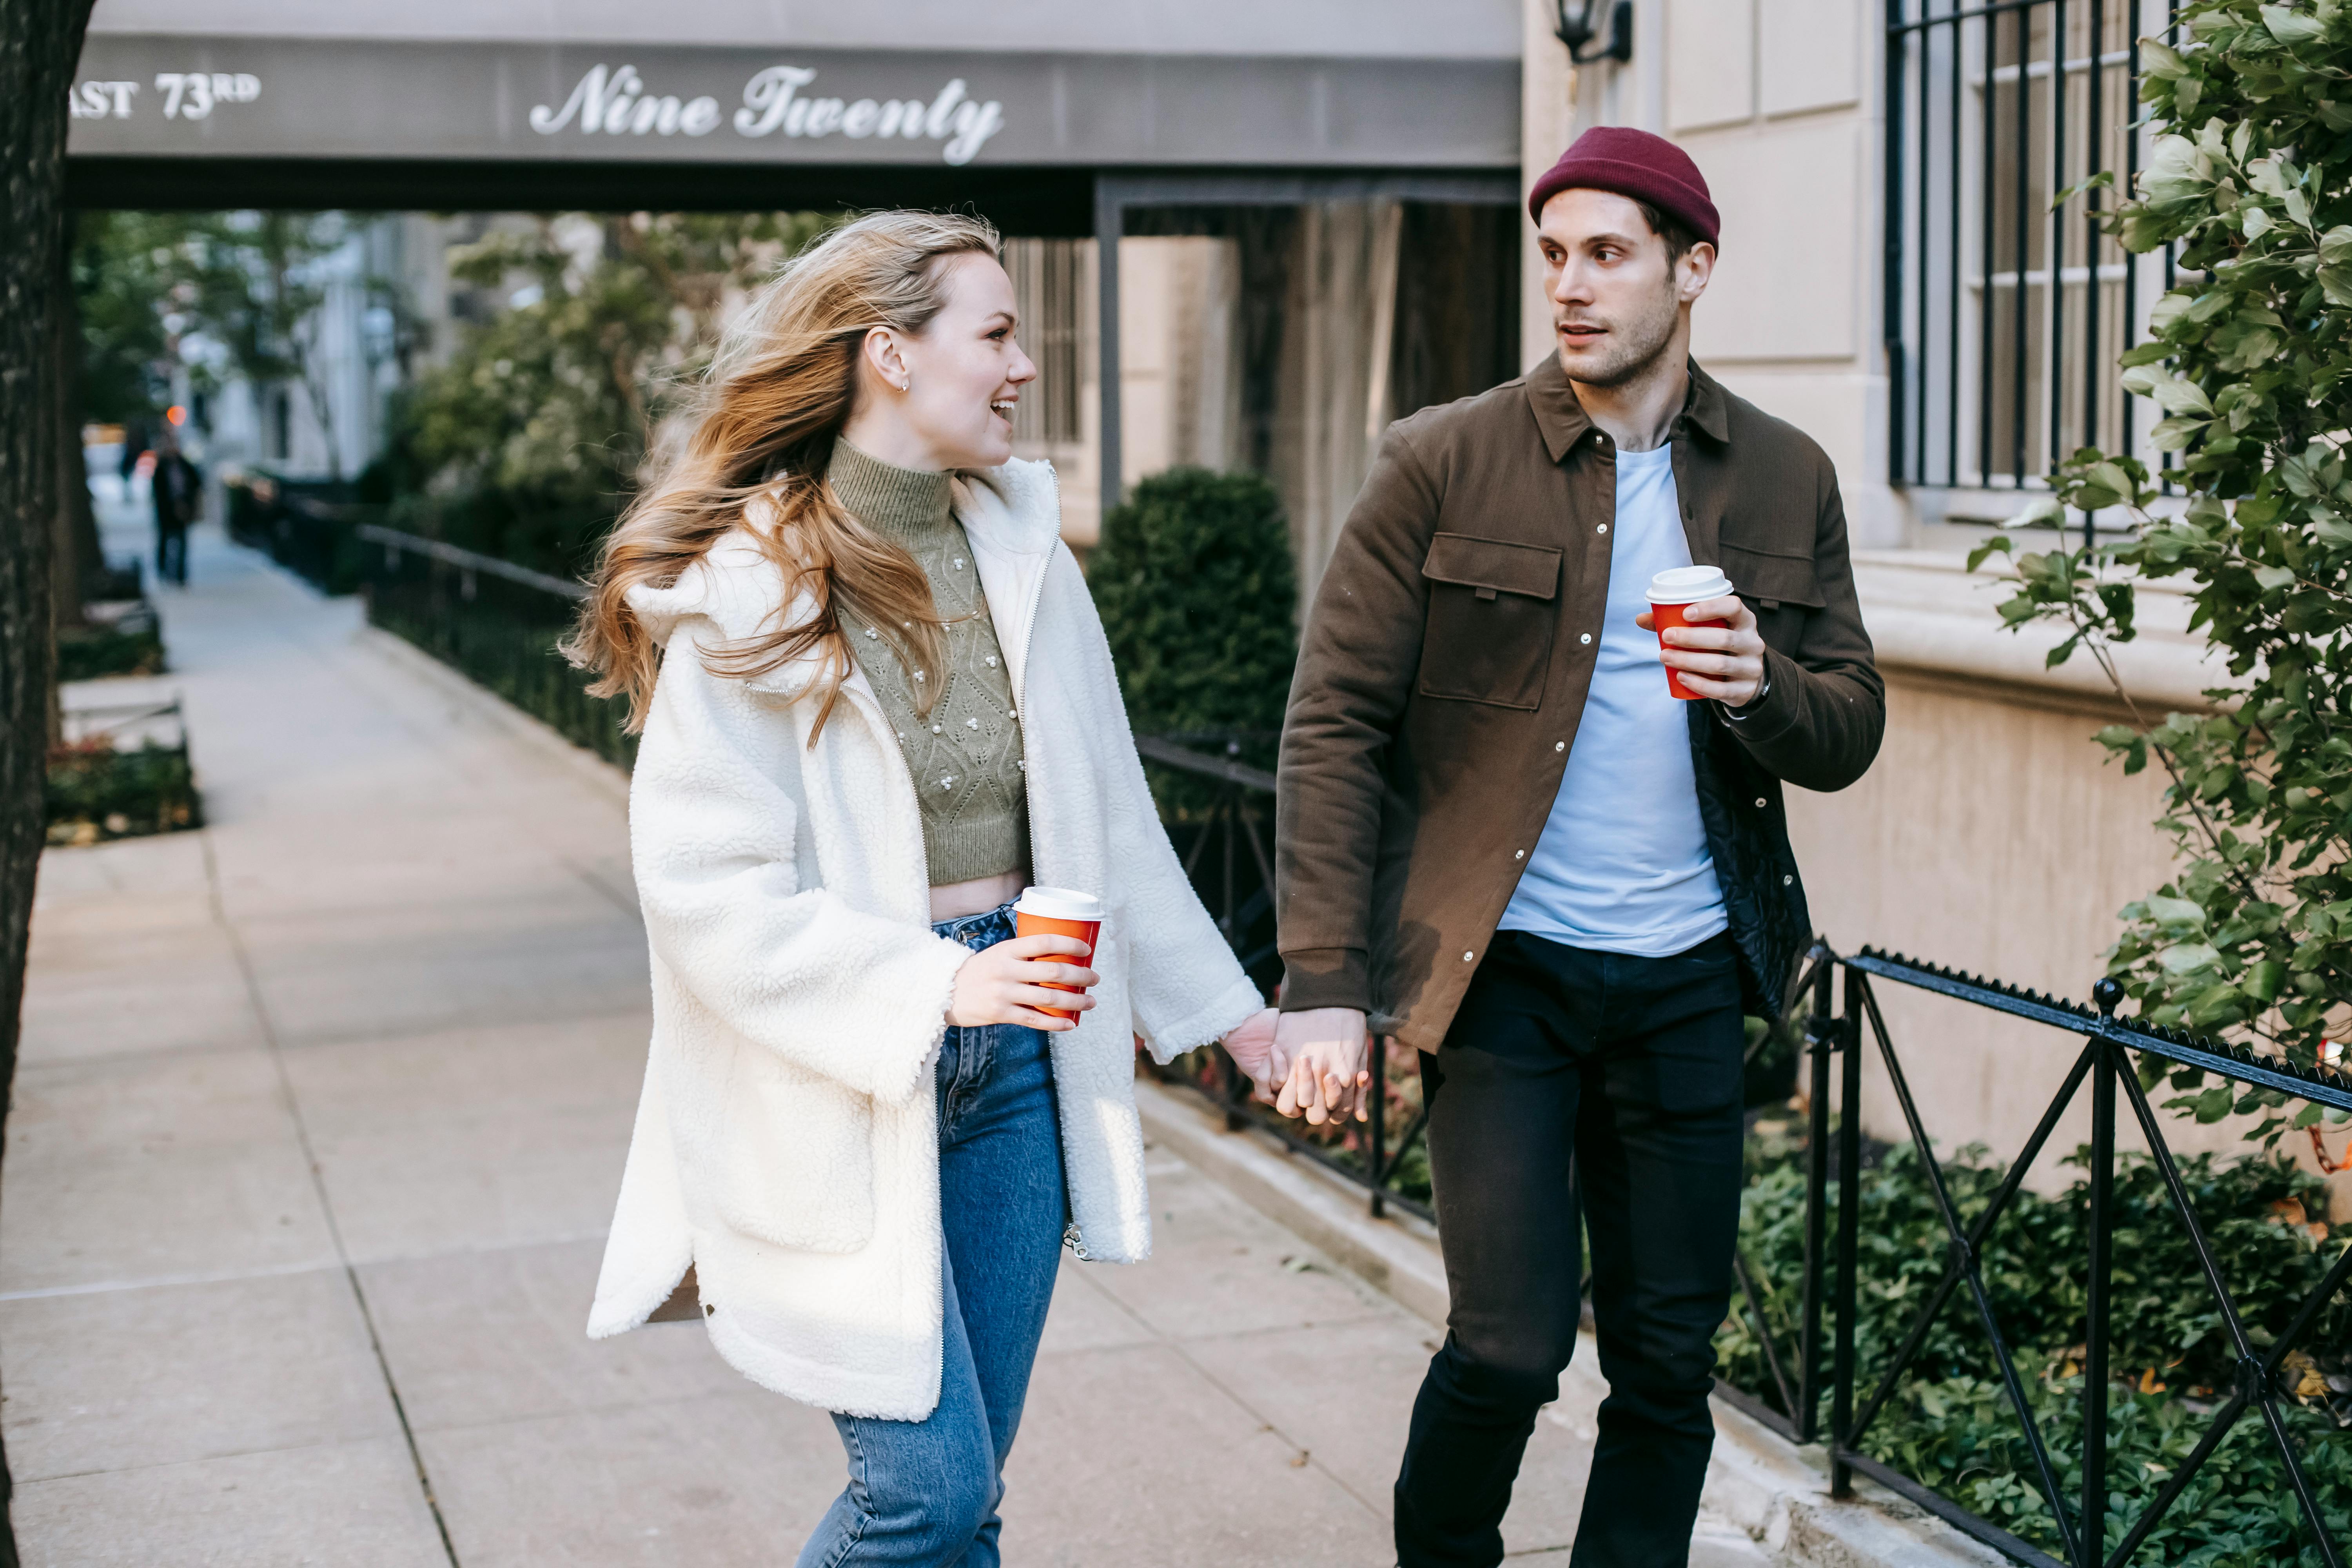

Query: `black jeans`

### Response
(156, 525, 187, 586)
(1394, 929, 1746, 1568)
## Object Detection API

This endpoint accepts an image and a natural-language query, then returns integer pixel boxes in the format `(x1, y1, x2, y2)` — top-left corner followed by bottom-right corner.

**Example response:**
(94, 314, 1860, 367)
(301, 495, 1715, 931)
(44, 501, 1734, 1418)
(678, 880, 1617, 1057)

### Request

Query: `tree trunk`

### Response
(0, 3, 97, 1560)
(50, 211, 99, 628)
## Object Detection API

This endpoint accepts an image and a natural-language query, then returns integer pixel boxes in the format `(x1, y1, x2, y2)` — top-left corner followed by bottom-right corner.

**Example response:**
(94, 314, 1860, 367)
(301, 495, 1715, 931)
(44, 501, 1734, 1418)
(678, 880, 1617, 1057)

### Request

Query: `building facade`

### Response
(71, 0, 1525, 589)
(1524, 0, 2314, 1194)
(71, 0, 2301, 1192)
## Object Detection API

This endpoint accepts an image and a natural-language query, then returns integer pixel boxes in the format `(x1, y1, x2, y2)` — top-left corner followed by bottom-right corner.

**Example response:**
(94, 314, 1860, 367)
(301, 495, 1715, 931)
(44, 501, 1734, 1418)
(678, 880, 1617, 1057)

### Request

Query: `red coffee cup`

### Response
(1012, 886, 1103, 1022)
(1645, 566, 1737, 701)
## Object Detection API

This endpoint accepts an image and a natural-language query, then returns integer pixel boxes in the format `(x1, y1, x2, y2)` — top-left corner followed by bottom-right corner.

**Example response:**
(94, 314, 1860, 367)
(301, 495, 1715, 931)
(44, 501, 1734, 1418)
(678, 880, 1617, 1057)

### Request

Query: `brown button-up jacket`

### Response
(1276, 355, 1883, 1051)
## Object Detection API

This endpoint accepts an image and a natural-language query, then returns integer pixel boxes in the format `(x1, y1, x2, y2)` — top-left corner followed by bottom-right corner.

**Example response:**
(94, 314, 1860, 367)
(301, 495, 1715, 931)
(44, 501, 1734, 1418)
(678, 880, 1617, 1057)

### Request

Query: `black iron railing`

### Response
(1133, 738, 2352, 1562)
(1134, 740, 1806, 1228)
(1130, 735, 1441, 1223)
(1722, 946, 2352, 1567)
(1886, 0, 2185, 528)
(315, 526, 2352, 1559)
(225, 475, 375, 594)
(355, 525, 635, 768)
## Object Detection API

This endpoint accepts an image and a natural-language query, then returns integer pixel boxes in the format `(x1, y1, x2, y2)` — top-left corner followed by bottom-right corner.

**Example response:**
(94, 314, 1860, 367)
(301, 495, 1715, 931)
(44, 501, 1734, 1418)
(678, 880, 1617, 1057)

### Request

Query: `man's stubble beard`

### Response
(1557, 273, 1682, 390)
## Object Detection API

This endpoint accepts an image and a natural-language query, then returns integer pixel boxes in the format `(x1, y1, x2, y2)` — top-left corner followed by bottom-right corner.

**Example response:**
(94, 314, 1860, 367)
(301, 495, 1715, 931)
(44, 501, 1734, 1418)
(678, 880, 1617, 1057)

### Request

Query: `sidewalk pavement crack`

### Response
(200, 828, 465, 1568)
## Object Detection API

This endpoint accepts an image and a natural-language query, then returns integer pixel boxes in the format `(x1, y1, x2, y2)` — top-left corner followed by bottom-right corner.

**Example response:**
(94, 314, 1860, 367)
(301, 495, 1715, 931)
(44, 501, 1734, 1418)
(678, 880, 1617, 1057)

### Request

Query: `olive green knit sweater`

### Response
(830, 438, 1029, 887)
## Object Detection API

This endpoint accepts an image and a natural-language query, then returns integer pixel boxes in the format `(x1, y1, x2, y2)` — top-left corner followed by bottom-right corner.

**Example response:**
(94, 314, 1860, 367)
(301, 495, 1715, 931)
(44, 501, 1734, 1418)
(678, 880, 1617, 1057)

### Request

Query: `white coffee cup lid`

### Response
(1015, 886, 1102, 921)
(1646, 565, 1735, 604)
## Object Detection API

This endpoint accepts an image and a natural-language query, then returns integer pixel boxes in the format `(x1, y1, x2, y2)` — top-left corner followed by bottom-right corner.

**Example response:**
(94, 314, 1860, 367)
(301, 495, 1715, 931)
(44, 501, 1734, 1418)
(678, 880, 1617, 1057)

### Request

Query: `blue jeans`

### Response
(795, 902, 1067, 1568)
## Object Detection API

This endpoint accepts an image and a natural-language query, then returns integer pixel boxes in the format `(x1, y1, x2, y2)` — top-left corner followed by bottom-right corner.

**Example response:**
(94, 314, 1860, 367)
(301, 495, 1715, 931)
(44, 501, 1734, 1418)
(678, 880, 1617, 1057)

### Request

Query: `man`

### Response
(1270, 127, 1882, 1566)
(150, 430, 200, 587)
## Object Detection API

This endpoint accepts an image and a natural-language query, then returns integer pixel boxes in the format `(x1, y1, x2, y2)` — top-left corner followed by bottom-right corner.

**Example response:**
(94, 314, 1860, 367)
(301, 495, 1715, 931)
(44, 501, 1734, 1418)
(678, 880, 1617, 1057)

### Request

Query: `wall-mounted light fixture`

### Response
(1553, 0, 1633, 64)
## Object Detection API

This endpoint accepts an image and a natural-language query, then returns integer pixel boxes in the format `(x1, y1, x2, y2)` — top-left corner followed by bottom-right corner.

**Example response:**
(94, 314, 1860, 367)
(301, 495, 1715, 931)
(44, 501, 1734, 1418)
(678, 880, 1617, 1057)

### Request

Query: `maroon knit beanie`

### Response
(1527, 126, 1721, 250)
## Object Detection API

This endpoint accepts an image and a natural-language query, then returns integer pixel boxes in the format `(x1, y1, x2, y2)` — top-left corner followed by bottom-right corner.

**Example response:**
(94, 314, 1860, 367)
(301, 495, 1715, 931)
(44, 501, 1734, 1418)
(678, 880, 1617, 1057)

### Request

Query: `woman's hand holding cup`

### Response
(947, 935, 1098, 1031)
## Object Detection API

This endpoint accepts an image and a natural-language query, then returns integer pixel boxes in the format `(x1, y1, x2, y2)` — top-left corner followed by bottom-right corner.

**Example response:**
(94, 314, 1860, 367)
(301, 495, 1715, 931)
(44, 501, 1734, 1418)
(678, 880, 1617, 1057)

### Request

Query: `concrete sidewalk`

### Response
(5, 518, 1746, 1566)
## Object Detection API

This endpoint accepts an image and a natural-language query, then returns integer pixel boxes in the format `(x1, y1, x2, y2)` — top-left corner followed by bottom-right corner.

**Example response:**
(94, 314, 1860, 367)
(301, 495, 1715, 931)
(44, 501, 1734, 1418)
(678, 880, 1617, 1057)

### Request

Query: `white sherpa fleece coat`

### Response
(586, 457, 1263, 1419)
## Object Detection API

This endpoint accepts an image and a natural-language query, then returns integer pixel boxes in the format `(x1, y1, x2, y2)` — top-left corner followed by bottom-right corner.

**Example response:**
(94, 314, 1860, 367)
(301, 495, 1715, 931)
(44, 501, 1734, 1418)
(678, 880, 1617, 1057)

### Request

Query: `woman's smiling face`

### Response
(889, 252, 1038, 470)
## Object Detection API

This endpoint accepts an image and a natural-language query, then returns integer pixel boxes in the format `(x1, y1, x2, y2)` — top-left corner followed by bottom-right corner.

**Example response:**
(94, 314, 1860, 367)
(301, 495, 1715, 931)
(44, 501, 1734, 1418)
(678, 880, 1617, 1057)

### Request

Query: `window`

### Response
(1887, 0, 2180, 495)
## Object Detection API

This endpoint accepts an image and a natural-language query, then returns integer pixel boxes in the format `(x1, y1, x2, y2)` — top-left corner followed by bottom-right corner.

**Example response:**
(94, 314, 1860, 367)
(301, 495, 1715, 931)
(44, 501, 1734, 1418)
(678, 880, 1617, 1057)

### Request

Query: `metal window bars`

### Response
(1885, 0, 2186, 534)
(1720, 944, 2352, 1567)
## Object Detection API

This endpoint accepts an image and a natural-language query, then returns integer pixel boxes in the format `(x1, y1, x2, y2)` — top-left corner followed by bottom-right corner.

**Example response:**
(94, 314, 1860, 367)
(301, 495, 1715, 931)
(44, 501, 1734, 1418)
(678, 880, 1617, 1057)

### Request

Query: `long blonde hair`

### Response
(567, 210, 1003, 737)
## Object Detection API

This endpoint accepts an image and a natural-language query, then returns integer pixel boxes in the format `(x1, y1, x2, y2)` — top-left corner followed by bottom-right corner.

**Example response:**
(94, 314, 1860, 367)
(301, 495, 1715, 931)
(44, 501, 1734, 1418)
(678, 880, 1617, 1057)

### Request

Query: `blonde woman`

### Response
(572, 211, 1281, 1564)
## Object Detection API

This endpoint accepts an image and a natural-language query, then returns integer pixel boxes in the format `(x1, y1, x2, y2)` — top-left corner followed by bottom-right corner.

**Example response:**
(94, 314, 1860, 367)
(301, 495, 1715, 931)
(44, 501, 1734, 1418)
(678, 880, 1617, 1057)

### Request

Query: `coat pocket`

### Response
(1718, 543, 1826, 612)
(1416, 534, 1562, 710)
(1717, 543, 1825, 657)
(715, 1047, 876, 1254)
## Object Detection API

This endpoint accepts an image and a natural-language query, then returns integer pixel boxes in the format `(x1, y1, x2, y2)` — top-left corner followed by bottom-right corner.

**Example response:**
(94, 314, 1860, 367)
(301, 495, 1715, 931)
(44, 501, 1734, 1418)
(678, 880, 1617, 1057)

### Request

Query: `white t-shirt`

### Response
(1497, 442, 1728, 956)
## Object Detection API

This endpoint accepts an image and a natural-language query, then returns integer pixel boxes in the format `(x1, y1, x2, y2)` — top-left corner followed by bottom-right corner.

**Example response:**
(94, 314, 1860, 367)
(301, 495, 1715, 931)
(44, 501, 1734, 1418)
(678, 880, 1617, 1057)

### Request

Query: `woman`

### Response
(573, 211, 1281, 1564)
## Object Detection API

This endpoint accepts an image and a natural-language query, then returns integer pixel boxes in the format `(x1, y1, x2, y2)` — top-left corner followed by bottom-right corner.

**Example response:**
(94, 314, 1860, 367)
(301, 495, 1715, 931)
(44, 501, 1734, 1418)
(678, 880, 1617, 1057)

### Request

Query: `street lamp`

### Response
(1553, 0, 1633, 64)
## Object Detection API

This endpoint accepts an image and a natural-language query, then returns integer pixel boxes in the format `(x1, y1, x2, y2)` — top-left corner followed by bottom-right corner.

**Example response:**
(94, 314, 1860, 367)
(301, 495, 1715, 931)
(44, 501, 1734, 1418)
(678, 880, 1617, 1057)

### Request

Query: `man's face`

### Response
(1535, 188, 1713, 388)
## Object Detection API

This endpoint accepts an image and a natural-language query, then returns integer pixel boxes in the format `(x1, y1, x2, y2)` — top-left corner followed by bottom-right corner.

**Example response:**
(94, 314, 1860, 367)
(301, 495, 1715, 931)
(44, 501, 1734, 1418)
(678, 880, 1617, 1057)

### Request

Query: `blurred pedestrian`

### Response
(1273, 128, 1884, 1567)
(150, 430, 200, 586)
(571, 211, 1281, 1567)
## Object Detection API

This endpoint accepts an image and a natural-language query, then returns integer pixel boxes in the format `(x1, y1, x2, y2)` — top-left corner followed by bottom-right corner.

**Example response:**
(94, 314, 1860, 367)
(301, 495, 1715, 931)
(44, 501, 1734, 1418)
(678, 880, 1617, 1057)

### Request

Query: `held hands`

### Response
(1219, 1007, 1282, 1101)
(946, 935, 1096, 1032)
(1266, 1007, 1373, 1125)
(1634, 594, 1766, 708)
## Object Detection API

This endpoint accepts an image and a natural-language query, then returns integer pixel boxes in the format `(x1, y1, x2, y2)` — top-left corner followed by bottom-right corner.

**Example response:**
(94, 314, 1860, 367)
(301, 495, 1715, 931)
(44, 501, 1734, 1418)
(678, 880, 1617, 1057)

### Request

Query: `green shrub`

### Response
(45, 740, 202, 844)
(1089, 467, 1298, 815)
(56, 616, 165, 681)
(1971, 0, 2352, 1145)
(1719, 1136, 2352, 1561)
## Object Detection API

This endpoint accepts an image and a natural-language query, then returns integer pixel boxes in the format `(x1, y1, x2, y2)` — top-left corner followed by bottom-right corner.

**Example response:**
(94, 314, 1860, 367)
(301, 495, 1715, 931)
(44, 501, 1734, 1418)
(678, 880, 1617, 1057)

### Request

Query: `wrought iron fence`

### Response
(1721, 945, 2352, 1567)
(1129, 735, 1443, 1222)
(1886, 0, 2186, 527)
(354, 525, 635, 768)
(224, 475, 374, 594)
(1137, 731, 2352, 1562)
(1136, 741, 1807, 1227)
(299, 524, 2352, 1560)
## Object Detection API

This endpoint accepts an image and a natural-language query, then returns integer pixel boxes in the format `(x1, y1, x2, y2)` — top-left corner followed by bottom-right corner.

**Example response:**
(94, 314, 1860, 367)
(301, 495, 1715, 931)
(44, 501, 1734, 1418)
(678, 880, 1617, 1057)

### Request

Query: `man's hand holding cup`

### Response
(1637, 566, 1766, 707)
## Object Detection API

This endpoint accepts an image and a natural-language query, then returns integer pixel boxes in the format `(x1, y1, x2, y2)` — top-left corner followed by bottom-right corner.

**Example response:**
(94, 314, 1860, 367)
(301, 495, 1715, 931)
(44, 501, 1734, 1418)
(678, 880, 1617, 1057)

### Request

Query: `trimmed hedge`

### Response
(1089, 467, 1297, 814)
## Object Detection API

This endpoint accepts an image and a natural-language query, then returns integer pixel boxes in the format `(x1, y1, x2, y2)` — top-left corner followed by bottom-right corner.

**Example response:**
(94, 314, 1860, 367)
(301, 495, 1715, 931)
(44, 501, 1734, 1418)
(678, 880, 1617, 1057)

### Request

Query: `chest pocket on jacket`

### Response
(1417, 534, 1562, 711)
(1718, 543, 1825, 655)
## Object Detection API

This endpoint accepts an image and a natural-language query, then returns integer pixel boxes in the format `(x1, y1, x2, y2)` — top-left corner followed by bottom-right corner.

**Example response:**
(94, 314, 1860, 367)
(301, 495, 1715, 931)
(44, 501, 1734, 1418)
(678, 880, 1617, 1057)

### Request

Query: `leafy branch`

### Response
(1971, 0, 2352, 1150)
